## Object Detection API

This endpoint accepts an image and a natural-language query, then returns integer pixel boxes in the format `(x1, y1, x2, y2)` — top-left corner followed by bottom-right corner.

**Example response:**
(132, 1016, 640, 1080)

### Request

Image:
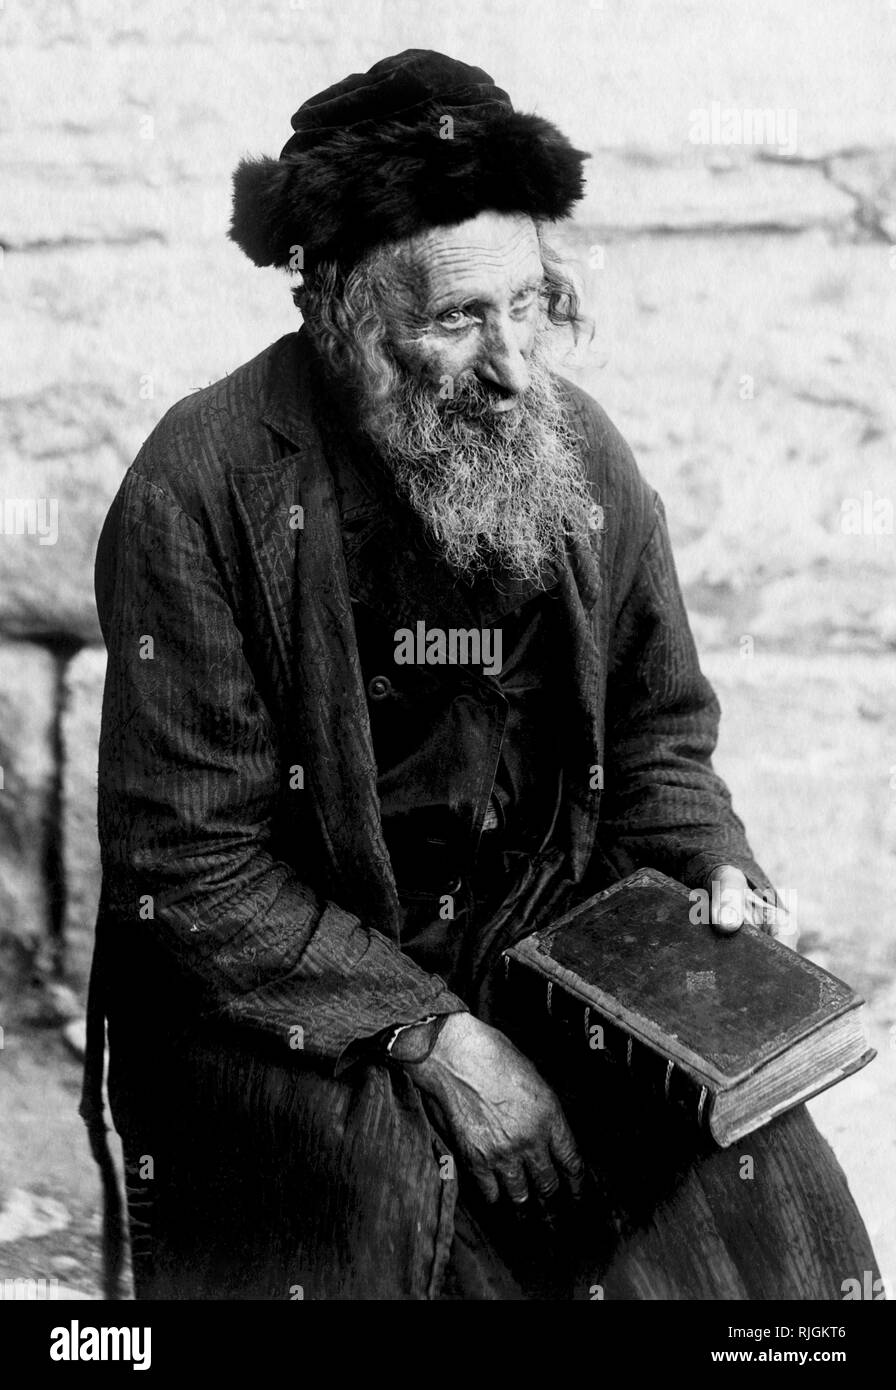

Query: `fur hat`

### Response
(229, 49, 588, 271)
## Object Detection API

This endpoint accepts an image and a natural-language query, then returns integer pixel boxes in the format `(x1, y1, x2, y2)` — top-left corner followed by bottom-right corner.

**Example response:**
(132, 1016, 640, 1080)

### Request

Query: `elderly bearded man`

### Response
(81, 50, 879, 1301)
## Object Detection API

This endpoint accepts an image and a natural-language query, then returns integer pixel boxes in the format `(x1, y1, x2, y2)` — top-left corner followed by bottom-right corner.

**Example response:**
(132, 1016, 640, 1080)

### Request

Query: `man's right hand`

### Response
(407, 1012, 585, 1207)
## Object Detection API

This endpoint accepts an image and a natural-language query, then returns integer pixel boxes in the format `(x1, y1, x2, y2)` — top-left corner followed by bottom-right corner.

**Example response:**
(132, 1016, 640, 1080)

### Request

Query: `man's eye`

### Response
(439, 308, 474, 329)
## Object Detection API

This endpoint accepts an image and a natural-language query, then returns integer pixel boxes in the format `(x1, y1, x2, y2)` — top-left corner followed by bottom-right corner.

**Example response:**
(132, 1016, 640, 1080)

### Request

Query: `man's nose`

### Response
(476, 315, 531, 402)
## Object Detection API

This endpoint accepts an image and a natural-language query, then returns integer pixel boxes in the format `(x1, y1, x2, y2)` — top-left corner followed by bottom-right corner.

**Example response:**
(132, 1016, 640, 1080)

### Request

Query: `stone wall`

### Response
(1, 0, 895, 1027)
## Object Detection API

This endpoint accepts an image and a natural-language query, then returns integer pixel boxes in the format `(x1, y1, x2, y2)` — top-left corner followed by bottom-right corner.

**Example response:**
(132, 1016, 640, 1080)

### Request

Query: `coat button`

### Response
(368, 675, 393, 700)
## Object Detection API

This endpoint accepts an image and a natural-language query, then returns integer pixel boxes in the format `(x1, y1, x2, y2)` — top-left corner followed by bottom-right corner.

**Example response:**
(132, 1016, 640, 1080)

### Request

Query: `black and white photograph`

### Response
(1, 0, 894, 1353)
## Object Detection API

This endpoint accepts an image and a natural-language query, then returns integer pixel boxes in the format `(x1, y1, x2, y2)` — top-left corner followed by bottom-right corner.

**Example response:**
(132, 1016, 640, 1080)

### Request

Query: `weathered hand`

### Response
(707, 864, 799, 948)
(407, 1011, 585, 1207)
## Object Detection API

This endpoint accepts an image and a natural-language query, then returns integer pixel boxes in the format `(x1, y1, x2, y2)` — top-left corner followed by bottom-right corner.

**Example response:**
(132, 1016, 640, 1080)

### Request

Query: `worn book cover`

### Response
(502, 868, 875, 1145)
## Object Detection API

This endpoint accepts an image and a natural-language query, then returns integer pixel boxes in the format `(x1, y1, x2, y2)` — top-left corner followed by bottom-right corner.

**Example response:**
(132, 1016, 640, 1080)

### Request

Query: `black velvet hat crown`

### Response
(228, 48, 588, 271)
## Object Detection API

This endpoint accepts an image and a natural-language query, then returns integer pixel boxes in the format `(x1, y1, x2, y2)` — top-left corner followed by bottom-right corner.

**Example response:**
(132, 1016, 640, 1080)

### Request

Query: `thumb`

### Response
(706, 865, 748, 935)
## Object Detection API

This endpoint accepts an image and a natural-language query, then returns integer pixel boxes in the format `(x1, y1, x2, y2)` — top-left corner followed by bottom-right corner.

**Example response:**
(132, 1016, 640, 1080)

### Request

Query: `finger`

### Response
(495, 1161, 531, 1206)
(744, 890, 800, 947)
(762, 904, 800, 949)
(549, 1124, 586, 1200)
(469, 1162, 501, 1206)
(524, 1154, 561, 1202)
(744, 889, 777, 931)
(708, 867, 748, 935)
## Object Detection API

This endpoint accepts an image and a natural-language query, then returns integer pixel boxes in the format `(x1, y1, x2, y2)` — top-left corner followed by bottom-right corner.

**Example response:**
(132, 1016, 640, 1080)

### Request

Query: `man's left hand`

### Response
(706, 864, 799, 949)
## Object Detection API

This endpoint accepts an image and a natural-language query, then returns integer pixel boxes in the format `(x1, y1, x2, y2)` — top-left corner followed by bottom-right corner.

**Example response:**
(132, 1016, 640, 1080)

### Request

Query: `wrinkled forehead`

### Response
(404, 212, 543, 313)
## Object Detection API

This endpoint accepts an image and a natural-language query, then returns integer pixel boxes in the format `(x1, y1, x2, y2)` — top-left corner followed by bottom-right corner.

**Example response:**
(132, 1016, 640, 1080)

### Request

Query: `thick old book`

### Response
(502, 868, 874, 1147)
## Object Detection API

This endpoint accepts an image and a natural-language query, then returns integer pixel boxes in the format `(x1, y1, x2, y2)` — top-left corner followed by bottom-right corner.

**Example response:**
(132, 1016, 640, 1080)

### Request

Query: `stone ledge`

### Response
(0, 641, 58, 989)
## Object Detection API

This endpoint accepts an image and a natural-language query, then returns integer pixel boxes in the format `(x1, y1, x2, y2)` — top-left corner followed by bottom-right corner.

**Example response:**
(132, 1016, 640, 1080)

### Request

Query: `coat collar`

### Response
(231, 331, 402, 933)
(259, 329, 319, 450)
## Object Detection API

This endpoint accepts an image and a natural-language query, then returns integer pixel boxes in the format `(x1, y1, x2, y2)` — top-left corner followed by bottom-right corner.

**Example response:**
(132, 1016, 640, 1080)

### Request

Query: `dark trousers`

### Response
(118, 1033, 880, 1301)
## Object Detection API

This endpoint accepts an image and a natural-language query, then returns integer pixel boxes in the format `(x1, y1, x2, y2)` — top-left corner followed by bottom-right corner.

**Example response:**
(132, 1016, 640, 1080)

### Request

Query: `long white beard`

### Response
(360, 337, 594, 585)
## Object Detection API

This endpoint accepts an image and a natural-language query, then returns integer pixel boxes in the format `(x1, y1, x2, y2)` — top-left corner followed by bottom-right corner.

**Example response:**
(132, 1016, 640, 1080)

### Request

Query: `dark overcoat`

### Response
(85, 330, 865, 1300)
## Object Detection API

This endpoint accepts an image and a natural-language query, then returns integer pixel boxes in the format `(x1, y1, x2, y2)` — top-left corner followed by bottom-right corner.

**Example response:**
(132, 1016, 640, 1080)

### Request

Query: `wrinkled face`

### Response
(303, 211, 594, 584)
(388, 211, 545, 414)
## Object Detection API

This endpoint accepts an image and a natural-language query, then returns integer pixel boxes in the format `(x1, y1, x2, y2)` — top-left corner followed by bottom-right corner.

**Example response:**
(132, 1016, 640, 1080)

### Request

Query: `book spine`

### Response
(502, 954, 713, 1134)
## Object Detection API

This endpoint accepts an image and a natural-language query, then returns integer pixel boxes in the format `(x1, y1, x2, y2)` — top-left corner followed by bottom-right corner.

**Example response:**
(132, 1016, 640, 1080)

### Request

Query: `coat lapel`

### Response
(230, 462, 301, 706)
(555, 542, 606, 880)
(553, 380, 608, 882)
(234, 333, 402, 936)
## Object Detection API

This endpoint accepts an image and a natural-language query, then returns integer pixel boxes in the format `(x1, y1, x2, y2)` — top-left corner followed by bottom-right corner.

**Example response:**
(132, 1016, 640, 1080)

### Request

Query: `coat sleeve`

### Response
(597, 491, 775, 897)
(95, 466, 467, 1072)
